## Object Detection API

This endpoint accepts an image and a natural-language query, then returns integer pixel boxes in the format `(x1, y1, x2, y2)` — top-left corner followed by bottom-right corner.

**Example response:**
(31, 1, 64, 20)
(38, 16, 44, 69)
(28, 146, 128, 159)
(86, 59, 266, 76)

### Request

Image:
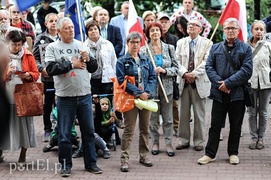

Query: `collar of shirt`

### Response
(100, 24, 108, 30)
(121, 14, 128, 20)
(189, 35, 199, 45)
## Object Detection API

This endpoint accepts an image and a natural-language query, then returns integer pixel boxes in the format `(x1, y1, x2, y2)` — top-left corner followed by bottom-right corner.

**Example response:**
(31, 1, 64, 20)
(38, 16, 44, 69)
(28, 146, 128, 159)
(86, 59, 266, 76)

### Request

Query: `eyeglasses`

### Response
(187, 23, 201, 27)
(129, 41, 141, 45)
(12, 11, 20, 14)
(0, 18, 8, 21)
(223, 27, 239, 31)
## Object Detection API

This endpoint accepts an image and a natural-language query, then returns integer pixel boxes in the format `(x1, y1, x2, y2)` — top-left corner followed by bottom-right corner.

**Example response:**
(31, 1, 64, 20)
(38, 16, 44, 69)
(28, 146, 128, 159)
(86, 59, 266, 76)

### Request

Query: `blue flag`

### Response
(64, 0, 85, 41)
(16, 0, 42, 11)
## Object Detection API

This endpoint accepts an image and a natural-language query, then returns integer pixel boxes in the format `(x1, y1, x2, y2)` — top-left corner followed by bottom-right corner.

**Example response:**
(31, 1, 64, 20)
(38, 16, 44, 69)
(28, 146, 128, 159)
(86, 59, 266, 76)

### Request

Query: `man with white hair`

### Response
(45, 17, 102, 177)
(0, 10, 20, 42)
(175, 19, 212, 152)
(197, 18, 252, 165)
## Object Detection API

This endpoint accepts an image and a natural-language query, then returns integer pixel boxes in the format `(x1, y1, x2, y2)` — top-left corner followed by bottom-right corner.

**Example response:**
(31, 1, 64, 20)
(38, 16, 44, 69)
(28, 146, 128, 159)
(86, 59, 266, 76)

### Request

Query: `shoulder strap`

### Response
(167, 44, 172, 59)
(252, 42, 264, 59)
(222, 43, 237, 71)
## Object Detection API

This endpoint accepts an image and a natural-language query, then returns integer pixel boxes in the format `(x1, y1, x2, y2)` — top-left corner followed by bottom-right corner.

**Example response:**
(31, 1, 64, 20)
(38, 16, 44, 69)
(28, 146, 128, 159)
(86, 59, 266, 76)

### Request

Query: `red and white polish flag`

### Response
(126, 0, 146, 47)
(218, 0, 247, 42)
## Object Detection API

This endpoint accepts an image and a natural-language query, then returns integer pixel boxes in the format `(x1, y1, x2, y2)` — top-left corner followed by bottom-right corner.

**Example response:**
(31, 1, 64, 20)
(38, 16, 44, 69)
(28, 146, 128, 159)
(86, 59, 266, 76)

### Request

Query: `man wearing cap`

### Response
(170, 0, 212, 38)
(175, 19, 212, 151)
(157, 13, 179, 136)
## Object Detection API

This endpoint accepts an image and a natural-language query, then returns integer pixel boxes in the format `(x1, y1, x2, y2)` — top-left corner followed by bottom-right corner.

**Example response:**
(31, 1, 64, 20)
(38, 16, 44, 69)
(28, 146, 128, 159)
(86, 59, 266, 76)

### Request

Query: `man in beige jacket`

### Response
(175, 19, 212, 151)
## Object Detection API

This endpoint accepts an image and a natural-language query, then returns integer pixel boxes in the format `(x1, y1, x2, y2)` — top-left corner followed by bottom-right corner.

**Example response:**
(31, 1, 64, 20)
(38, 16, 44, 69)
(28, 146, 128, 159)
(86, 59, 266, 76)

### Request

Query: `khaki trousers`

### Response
(178, 85, 206, 146)
(120, 107, 151, 163)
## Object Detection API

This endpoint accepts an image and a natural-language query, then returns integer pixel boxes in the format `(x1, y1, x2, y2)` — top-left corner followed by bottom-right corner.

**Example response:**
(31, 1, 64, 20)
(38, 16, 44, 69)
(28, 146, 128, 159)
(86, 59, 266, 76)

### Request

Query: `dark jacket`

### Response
(161, 32, 179, 49)
(107, 24, 123, 58)
(206, 39, 253, 103)
(116, 53, 156, 98)
(33, 30, 58, 82)
(37, 6, 58, 33)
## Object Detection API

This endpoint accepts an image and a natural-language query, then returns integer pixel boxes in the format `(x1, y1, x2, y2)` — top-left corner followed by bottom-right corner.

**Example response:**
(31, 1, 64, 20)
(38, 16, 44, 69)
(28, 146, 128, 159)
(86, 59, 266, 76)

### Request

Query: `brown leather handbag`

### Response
(14, 82, 44, 117)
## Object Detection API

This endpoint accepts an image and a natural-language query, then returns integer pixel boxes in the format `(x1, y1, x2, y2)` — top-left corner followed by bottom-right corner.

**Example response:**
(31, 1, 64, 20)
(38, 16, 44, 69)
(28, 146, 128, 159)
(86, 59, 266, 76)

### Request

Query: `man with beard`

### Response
(0, 10, 21, 42)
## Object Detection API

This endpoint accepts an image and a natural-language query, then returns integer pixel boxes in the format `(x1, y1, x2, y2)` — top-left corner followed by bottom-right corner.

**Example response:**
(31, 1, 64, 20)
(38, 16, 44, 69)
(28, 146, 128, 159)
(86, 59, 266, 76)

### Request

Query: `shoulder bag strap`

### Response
(252, 42, 264, 59)
(222, 43, 237, 71)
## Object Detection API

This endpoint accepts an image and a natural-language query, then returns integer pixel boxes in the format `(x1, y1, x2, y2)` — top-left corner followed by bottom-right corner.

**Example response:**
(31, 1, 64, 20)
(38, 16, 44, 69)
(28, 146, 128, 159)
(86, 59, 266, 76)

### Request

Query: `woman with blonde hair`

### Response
(247, 20, 271, 150)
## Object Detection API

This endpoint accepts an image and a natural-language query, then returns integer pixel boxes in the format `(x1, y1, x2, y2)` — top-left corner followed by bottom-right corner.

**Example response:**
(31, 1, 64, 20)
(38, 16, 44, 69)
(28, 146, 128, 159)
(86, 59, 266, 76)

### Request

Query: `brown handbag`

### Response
(14, 82, 44, 117)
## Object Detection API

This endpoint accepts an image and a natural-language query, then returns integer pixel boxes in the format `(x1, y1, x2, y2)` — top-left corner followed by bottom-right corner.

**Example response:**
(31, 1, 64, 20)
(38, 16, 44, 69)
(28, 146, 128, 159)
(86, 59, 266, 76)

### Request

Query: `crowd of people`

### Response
(0, 0, 271, 177)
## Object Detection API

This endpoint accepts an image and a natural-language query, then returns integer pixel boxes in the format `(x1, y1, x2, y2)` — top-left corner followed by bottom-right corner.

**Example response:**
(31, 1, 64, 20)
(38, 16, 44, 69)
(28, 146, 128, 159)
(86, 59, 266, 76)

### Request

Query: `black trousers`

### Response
(205, 94, 245, 158)
(43, 82, 55, 131)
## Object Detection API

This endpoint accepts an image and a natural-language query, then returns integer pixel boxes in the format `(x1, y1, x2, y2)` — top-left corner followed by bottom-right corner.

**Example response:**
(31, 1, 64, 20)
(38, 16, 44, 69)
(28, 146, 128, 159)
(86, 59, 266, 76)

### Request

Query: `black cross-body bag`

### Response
(222, 43, 254, 108)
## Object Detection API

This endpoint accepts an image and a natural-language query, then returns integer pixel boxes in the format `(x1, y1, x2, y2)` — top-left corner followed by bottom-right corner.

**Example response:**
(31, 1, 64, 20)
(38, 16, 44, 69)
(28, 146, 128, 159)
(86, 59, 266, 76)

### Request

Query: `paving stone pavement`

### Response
(1, 99, 271, 180)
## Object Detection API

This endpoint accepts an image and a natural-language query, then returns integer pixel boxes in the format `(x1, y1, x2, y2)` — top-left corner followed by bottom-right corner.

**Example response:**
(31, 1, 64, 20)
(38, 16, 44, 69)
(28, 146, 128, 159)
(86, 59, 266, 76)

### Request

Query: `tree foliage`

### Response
(82, 0, 271, 43)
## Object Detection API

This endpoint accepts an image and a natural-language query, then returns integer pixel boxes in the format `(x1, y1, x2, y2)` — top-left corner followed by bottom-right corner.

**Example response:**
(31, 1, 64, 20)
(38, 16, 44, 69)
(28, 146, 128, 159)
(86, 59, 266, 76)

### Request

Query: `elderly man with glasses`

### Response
(197, 18, 252, 165)
(175, 19, 212, 152)
(9, 5, 35, 41)
(0, 10, 21, 42)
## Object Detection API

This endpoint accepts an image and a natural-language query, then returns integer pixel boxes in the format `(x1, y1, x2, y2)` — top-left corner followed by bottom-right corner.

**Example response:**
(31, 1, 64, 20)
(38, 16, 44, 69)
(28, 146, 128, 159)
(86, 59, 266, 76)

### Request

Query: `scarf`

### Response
(86, 37, 103, 70)
(9, 48, 24, 72)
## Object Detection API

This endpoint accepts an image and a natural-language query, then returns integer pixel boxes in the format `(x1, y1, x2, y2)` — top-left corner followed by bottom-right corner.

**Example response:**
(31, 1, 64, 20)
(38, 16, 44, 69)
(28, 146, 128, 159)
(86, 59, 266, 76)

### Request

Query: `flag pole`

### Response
(75, 0, 84, 49)
(144, 39, 169, 103)
(195, 23, 219, 67)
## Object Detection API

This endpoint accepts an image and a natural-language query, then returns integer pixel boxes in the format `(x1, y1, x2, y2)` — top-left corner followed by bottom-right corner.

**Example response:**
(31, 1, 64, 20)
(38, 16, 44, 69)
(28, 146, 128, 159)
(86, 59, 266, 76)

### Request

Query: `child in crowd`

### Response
(72, 103, 111, 159)
(43, 106, 110, 159)
(98, 97, 121, 146)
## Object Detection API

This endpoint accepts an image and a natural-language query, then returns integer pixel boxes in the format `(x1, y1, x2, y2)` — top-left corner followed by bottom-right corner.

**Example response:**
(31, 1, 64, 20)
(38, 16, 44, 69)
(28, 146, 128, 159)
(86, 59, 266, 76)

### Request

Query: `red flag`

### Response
(218, 0, 247, 42)
(126, 0, 145, 47)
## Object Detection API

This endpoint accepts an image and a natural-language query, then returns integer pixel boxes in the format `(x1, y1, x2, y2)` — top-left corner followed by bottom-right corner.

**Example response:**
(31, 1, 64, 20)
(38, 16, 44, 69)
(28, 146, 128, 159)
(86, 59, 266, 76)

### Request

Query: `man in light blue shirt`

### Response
(96, 9, 123, 58)
(110, 1, 143, 56)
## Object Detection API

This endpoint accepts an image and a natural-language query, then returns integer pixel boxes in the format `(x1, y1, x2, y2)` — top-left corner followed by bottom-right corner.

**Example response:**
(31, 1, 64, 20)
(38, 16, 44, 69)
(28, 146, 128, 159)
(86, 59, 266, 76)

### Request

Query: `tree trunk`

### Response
(254, 0, 260, 20)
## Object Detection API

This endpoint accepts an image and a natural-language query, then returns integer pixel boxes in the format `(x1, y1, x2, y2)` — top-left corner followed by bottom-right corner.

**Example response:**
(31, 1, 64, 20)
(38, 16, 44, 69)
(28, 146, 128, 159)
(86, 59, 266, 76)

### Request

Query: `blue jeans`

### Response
(57, 94, 97, 169)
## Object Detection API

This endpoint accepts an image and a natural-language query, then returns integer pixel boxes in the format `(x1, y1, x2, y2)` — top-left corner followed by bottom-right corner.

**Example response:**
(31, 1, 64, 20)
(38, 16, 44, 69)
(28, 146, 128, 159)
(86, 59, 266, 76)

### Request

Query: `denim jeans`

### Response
(57, 94, 97, 170)
(205, 94, 245, 158)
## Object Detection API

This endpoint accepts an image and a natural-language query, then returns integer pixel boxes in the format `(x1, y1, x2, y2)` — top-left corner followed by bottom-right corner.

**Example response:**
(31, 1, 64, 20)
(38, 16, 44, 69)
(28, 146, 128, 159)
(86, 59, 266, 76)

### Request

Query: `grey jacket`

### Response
(247, 38, 271, 90)
(140, 40, 179, 96)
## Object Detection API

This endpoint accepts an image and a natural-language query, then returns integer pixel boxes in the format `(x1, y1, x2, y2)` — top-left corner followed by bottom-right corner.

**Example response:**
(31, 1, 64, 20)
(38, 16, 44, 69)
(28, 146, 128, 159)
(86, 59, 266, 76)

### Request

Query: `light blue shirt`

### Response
(100, 24, 108, 39)
(110, 14, 144, 56)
